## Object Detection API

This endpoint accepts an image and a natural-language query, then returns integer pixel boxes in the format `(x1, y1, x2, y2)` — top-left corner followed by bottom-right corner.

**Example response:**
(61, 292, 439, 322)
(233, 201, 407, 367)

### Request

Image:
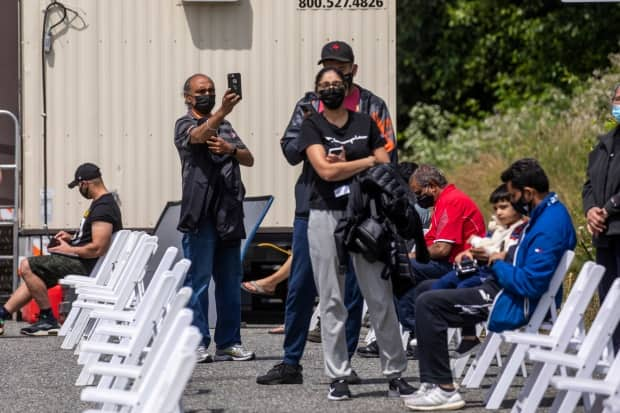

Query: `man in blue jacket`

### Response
(404, 158, 576, 411)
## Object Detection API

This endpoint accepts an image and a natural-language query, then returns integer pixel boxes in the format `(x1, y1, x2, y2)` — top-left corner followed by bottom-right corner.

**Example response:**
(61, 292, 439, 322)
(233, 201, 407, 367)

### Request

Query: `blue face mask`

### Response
(612, 105, 620, 123)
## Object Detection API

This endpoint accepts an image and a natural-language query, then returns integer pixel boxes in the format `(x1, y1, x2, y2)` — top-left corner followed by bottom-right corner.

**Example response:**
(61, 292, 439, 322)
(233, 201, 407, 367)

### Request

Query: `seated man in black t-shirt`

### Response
(0, 163, 123, 336)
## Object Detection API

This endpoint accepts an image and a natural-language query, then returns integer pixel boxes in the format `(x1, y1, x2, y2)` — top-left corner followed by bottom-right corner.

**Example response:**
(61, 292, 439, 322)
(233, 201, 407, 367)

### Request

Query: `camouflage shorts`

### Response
(27, 254, 93, 288)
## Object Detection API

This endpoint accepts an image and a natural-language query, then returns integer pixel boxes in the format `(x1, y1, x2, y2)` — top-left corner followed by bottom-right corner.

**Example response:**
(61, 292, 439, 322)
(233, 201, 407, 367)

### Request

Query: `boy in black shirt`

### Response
(0, 163, 122, 336)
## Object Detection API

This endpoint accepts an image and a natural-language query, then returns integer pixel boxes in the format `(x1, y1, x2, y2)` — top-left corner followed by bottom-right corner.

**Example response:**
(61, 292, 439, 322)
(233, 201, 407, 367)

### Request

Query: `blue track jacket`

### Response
(488, 193, 576, 332)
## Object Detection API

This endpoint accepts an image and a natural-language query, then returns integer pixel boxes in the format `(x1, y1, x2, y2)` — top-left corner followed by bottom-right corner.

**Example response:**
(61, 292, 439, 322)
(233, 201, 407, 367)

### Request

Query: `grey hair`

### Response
(182, 73, 211, 97)
(411, 164, 448, 188)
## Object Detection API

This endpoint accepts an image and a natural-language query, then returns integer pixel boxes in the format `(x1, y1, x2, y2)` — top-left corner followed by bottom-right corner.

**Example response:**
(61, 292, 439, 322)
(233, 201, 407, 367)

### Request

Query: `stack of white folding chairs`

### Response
(451, 248, 620, 412)
(56, 230, 201, 412)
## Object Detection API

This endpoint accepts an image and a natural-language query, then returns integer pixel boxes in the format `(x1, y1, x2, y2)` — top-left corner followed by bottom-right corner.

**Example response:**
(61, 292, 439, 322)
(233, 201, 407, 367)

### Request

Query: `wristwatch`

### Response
(230, 145, 238, 156)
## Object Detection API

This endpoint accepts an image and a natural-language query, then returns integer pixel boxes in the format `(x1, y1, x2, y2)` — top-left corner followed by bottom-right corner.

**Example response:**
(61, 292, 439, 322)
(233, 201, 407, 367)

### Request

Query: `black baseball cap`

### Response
(318, 41, 355, 65)
(68, 162, 101, 188)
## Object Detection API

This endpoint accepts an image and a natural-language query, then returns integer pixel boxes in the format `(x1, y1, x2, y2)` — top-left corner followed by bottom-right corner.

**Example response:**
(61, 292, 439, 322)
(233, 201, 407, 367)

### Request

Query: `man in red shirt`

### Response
(358, 164, 485, 358)
(405, 165, 485, 346)
(411, 164, 486, 275)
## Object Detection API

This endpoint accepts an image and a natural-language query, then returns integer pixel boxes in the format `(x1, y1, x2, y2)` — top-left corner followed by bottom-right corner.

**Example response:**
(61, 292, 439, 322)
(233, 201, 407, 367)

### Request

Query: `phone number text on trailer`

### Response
(298, 0, 385, 10)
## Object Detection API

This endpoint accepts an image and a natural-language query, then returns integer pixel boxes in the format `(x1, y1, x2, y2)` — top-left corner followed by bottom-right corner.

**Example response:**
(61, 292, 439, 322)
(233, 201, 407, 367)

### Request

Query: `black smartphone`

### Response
(328, 147, 344, 156)
(47, 237, 60, 248)
(227, 73, 242, 98)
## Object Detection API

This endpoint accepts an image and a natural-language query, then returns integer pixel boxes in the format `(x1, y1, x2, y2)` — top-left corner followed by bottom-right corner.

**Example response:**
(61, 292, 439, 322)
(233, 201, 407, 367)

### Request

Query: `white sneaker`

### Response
(196, 345, 213, 363)
(214, 344, 255, 361)
(404, 384, 465, 411)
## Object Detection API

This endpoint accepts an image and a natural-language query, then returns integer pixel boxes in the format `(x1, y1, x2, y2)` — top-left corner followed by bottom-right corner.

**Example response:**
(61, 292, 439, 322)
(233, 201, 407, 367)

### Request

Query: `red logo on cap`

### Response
(332, 44, 340, 50)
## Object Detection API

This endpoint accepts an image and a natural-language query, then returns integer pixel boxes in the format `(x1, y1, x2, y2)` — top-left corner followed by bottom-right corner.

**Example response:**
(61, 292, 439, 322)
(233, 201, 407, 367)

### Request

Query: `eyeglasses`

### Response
(413, 185, 429, 197)
(317, 81, 345, 90)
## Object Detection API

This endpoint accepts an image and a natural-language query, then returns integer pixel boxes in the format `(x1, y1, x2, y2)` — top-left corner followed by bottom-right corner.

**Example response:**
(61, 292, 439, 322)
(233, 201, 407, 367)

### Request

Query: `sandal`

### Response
(241, 280, 275, 297)
(268, 325, 285, 334)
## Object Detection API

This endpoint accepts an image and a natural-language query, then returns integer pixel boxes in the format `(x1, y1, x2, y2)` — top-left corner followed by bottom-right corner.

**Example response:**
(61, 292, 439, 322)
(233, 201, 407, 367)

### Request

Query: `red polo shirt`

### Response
(425, 184, 486, 263)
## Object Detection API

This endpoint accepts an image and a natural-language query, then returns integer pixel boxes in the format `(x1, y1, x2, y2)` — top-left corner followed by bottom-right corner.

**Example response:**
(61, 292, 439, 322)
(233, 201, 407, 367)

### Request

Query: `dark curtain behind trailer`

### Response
(0, 0, 19, 299)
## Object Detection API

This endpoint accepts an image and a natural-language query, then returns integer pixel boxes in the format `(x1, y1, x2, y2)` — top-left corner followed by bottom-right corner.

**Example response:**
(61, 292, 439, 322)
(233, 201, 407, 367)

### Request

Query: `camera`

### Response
(455, 258, 478, 279)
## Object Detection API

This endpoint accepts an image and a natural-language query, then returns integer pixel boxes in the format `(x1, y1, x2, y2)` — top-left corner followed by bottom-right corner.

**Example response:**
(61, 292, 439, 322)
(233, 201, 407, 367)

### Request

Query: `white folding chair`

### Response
(74, 255, 187, 368)
(511, 278, 620, 413)
(462, 249, 575, 388)
(551, 346, 620, 413)
(61, 234, 158, 350)
(84, 288, 193, 413)
(81, 324, 201, 413)
(76, 247, 181, 356)
(59, 230, 137, 337)
(484, 261, 605, 409)
(75, 261, 189, 387)
(86, 289, 194, 392)
(603, 394, 620, 413)
(60, 230, 131, 289)
(449, 323, 499, 379)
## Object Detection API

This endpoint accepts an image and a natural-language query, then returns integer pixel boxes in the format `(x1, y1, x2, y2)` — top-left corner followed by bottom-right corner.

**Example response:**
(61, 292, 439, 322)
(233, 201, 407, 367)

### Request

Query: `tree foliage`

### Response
(397, 0, 620, 129)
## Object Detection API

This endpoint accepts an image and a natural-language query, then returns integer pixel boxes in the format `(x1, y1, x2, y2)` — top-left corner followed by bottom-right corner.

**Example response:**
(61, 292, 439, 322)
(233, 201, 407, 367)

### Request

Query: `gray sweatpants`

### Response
(308, 209, 407, 380)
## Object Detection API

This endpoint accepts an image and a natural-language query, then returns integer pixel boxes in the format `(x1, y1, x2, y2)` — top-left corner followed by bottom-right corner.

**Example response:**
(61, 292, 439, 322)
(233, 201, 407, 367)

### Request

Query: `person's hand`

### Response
(220, 89, 241, 115)
(488, 251, 507, 265)
(469, 247, 490, 263)
(47, 238, 73, 255)
(366, 156, 377, 169)
(455, 250, 473, 264)
(586, 206, 607, 236)
(207, 136, 235, 155)
(326, 149, 346, 163)
(54, 231, 73, 242)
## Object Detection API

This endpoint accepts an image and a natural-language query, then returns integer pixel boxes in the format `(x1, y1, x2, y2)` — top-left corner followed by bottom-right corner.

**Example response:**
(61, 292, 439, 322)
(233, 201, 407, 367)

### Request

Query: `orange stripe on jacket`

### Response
(370, 112, 395, 153)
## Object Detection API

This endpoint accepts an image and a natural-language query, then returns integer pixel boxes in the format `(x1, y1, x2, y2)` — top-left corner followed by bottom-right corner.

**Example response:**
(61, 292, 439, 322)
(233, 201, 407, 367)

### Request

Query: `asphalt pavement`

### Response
(0, 321, 575, 413)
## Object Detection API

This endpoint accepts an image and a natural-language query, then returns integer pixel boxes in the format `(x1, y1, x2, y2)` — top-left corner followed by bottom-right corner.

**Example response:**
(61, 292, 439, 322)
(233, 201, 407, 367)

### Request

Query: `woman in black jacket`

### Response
(582, 83, 620, 351)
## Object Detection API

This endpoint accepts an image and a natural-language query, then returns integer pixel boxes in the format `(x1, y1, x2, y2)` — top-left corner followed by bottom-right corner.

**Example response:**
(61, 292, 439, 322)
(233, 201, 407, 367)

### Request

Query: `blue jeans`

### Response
(183, 219, 243, 350)
(283, 217, 363, 365)
(396, 259, 453, 335)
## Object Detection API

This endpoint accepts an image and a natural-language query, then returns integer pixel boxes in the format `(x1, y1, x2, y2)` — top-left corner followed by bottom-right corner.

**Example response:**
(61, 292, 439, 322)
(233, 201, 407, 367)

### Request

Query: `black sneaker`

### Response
(357, 340, 380, 358)
(345, 369, 362, 385)
(388, 377, 416, 398)
(307, 319, 321, 343)
(451, 337, 481, 358)
(406, 341, 419, 360)
(20, 317, 60, 336)
(256, 362, 303, 385)
(328, 379, 351, 401)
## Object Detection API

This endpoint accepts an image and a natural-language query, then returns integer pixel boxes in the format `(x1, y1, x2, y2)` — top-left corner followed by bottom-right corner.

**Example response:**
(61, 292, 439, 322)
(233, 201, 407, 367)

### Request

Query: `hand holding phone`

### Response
(328, 146, 344, 156)
(227, 73, 242, 99)
(48, 237, 61, 248)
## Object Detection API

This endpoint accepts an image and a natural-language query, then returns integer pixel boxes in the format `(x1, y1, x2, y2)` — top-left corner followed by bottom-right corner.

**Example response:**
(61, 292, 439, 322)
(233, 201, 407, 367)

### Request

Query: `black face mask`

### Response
(79, 184, 90, 200)
(511, 193, 531, 216)
(343, 73, 354, 89)
(318, 87, 346, 109)
(193, 94, 215, 115)
(416, 193, 434, 209)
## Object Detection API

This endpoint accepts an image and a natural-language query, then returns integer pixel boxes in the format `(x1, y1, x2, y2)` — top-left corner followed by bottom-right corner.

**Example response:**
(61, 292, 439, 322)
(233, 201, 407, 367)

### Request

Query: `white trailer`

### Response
(18, 0, 397, 230)
(4, 0, 396, 305)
